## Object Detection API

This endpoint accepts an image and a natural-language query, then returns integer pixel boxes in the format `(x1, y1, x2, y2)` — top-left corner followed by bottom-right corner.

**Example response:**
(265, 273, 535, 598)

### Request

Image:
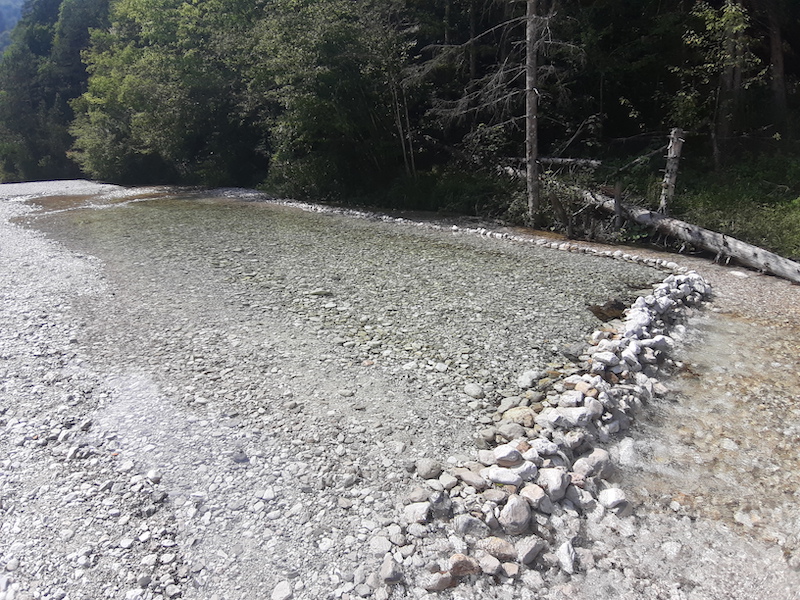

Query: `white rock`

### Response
(517, 370, 542, 390)
(498, 495, 531, 535)
(511, 461, 538, 482)
(537, 468, 570, 501)
(598, 487, 627, 509)
(493, 444, 523, 467)
(481, 466, 523, 487)
(557, 541, 577, 574)
(592, 351, 620, 367)
(272, 581, 293, 600)
(464, 383, 485, 399)
(404, 502, 430, 524)
(516, 536, 546, 564)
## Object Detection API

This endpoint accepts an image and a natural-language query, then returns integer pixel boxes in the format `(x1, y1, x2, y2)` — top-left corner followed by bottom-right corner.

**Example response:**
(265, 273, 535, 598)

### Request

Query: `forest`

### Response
(1, 0, 799, 258)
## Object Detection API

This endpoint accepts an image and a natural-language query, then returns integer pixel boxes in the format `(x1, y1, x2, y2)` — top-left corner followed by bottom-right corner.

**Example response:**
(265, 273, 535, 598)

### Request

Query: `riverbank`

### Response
(1, 181, 799, 600)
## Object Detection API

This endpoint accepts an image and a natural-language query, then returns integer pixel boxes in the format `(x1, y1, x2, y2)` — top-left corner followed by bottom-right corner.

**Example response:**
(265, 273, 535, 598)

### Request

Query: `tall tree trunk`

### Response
(525, 0, 540, 223)
(469, 0, 477, 80)
(766, 1, 788, 132)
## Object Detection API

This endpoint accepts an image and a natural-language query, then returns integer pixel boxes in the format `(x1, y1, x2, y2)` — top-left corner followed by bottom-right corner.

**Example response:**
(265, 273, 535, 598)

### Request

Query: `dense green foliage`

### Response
(1, 0, 799, 256)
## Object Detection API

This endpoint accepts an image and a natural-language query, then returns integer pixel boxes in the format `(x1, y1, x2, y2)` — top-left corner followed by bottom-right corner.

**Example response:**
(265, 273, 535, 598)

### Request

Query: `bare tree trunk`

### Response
(526, 0, 540, 223)
(658, 128, 684, 215)
(469, 0, 477, 80)
(583, 190, 800, 284)
(390, 84, 410, 176)
(766, 1, 788, 132)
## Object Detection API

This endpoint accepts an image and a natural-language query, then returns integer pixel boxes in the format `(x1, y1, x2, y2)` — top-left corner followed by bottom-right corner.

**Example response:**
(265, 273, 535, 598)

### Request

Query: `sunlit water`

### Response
(622, 310, 800, 564)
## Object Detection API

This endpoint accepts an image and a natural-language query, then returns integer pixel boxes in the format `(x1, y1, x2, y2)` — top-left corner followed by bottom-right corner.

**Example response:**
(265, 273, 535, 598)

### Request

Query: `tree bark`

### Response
(525, 0, 539, 223)
(765, 0, 788, 132)
(583, 190, 800, 284)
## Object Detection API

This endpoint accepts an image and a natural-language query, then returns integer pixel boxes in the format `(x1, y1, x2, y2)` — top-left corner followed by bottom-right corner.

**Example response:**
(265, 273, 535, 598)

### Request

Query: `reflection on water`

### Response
(622, 311, 800, 564)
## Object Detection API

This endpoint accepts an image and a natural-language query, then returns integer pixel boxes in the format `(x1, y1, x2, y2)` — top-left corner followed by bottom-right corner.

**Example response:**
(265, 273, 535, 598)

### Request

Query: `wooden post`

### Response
(658, 128, 684, 215)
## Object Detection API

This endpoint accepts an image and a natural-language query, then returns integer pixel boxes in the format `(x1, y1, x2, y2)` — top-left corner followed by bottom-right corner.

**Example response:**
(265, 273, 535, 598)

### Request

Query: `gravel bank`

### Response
(1, 181, 799, 600)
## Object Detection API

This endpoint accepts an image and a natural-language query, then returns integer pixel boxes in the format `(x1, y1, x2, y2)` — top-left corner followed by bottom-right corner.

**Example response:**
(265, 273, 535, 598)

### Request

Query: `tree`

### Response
(71, 0, 269, 185)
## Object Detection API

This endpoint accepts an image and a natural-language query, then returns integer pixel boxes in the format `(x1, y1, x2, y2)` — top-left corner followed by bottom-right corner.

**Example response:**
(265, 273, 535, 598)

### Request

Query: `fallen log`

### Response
(582, 190, 800, 284)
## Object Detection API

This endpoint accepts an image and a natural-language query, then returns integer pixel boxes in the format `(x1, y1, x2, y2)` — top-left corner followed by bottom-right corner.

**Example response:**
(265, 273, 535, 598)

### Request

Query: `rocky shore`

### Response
(1, 182, 798, 600)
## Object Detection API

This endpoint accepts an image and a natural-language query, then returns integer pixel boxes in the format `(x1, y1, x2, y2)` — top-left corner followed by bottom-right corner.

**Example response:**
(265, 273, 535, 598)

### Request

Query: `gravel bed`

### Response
(1, 182, 798, 600)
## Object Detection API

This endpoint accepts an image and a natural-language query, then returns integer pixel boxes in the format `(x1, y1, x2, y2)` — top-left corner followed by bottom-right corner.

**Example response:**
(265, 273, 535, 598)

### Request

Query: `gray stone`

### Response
(421, 572, 453, 592)
(452, 467, 488, 491)
(516, 536, 546, 564)
(497, 396, 521, 414)
(531, 438, 559, 455)
(416, 458, 442, 479)
(477, 537, 517, 562)
(598, 487, 627, 509)
(464, 383, 485, 399)
(272, 581, 293, 600)
(557, 541, 577, 574)
(439, 472, 458, 490)
(406, 486, 429, 503)
(404, 502, 430, 524)
(517, 370, 542, 389)
(482, 466, 523, 487)
(497, 421, 526, 441)
(369, 536, 393, 556)
(511, 461, 538, 482)
(572, 448, 613, 479)
(537, 468, 570, 501)
(498, 494, 530, 535)
(479, 554, 502, 575)
(379, 556, 403, 584)
(453, 515, 490, 539)
(493, 444, 523, 467)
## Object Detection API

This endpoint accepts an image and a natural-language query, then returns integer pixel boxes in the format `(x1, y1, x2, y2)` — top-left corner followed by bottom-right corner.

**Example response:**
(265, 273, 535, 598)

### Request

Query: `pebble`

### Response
(416, 458, 442, 480)
(272, 580, 293, 600)
(464, 383, 485, 399)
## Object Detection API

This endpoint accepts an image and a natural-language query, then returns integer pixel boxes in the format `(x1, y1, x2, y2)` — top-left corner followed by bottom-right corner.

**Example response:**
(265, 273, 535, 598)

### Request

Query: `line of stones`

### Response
(392, 270, 711, 593)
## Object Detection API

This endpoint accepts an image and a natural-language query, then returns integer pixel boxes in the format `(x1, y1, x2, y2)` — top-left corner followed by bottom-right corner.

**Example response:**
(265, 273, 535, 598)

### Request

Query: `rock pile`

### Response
(376, 271, 711, 595)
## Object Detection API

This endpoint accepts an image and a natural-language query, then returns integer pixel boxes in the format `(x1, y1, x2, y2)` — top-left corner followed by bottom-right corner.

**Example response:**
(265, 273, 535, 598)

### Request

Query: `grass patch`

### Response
(671, 154, 800, 260)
